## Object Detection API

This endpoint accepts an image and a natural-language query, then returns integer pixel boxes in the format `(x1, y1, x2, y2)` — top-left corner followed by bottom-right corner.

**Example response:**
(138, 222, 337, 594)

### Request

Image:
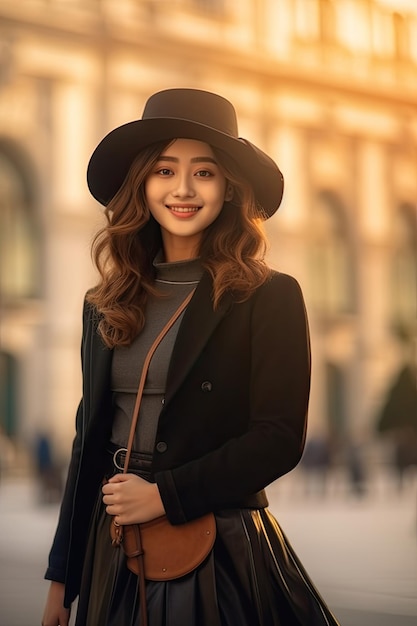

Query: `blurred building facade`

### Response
(0, 0, 416, 463)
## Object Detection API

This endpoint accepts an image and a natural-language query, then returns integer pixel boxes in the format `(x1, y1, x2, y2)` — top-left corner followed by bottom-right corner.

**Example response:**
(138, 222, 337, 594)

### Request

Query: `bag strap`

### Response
(121, 287, 196, 472)
(114, 288, 195, 626)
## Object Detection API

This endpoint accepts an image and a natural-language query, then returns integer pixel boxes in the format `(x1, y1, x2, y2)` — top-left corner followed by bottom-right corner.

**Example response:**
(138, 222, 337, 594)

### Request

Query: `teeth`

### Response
(169, 206, 200, 213)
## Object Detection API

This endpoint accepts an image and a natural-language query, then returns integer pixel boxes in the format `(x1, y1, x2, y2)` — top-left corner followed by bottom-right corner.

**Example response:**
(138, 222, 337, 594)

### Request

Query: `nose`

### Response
(172, 172, 196, 198)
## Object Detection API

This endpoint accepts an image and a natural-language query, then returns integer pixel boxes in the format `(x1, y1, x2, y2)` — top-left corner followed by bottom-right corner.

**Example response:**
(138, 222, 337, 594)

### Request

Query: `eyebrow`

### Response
(157, 156, 218, 165)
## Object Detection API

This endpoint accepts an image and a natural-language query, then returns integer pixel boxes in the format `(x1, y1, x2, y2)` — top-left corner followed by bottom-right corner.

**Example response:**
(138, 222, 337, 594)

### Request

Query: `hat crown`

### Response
(87, 87, 283, 216)
(142, 88, 239, 139)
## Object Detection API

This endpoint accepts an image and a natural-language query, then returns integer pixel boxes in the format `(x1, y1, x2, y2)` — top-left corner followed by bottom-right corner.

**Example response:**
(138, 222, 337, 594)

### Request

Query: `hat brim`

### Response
(87, 117, 284, 218)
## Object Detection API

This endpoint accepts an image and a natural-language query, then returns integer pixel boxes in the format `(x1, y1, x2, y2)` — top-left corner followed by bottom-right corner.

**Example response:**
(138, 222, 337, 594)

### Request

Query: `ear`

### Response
(225, 184, 234, 202)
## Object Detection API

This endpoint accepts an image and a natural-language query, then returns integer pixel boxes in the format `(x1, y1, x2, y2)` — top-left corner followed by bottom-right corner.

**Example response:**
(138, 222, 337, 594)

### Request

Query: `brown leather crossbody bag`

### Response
(110, 512, 216, 580)
(108, 290, 216, 624)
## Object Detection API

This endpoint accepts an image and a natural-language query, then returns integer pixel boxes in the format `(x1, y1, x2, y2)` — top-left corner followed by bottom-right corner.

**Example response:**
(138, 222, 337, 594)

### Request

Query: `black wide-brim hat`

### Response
(87, 88, 284, 218)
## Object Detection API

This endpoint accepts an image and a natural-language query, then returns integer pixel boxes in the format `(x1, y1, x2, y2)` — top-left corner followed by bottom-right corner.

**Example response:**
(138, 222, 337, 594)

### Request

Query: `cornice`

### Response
(0, 6, 416, 108)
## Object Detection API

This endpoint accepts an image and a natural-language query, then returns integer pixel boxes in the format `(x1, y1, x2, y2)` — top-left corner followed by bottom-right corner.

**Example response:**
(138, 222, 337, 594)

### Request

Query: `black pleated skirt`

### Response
(75, 490, 340, 626)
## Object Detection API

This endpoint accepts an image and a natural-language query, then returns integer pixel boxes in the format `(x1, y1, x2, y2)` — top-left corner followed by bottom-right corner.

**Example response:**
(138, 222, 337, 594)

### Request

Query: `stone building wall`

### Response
(0, 0, 415, 465)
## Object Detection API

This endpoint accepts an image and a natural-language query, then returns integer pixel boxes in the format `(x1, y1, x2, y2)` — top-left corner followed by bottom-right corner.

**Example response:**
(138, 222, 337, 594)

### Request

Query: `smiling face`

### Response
(144, 138, 232, 261)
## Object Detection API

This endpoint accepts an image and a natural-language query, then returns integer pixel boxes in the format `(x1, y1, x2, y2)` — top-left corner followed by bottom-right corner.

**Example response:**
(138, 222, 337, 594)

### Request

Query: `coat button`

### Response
(156, 441, 168, 453)
(201, 381, 212, 392)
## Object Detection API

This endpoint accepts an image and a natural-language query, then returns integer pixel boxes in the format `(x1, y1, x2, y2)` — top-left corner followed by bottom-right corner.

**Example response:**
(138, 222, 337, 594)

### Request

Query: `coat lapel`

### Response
(82, 276, 232, 427)
(164, 272, 232, 405)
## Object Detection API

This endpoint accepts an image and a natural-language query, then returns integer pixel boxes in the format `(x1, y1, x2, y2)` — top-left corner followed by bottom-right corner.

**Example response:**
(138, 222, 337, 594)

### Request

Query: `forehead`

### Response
(159, 138, 216, 159)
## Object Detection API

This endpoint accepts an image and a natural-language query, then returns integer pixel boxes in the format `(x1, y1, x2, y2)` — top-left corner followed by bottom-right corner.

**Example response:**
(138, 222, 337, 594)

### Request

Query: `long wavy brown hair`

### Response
(86, 140, 271, 348)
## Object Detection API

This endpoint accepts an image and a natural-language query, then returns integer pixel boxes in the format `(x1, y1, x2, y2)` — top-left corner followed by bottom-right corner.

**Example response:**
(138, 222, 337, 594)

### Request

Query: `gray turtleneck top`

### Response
(110, 255, 202, 454)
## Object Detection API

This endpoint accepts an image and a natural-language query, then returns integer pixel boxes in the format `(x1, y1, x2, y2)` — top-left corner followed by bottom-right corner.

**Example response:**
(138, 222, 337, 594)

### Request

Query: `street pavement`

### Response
(267, 470, 417, 626)
(0, 468, 416, 626)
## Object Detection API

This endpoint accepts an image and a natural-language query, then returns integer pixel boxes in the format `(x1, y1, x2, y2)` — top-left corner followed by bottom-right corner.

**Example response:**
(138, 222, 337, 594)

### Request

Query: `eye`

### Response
(156, 167, 173, 176)
(195, 169, 213, 178)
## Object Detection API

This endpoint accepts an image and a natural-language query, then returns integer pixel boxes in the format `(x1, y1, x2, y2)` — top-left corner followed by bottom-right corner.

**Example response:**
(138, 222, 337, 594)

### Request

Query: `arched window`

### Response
(309, 190, 355, 316)
(391, 203, 417, 328)
(0, 144, 40, 303)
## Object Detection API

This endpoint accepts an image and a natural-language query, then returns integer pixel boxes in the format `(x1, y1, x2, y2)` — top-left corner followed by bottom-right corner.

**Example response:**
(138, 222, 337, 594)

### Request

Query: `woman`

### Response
(42, 88, 339, 626)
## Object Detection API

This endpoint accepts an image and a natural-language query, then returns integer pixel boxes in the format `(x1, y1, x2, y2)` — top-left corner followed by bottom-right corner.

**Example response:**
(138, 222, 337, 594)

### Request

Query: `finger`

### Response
(107, 473, 130, 484)
(102, 481, 117, 495)
(105, 502, 119, 516)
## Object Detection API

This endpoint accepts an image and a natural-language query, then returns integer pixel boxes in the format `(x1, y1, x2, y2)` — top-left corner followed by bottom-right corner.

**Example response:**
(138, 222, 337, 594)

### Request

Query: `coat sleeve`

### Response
(44, 400, 84, 583)
(44, 300, 90, 583)
(156, 273, 311, 523)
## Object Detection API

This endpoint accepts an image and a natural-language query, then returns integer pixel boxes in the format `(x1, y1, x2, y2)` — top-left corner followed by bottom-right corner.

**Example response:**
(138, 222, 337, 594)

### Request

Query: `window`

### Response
(192, 0, 225, 15)
(0, 146, 40, 303)
(319, 0, 336, 43)
(309, 190, 355, 316)
(391, 203, 417, 328)
(0, 351, 18, 437)
(393, 12, 409, 61)
(293, 0, 320, 39)
(326, 361, 347, 436)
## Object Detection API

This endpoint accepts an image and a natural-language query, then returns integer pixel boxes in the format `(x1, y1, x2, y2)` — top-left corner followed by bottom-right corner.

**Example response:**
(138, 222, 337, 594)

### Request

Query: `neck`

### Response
(161, 234, 200, 262)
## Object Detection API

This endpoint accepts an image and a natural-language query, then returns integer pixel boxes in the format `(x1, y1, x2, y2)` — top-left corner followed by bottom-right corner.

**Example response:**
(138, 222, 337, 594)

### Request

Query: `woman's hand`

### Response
(102, 473, 165, 524)
(41, 581, 70, 626)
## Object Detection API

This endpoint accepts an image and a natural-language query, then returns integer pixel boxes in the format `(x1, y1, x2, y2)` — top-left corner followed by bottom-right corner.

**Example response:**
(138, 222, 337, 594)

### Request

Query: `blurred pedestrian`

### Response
(376, 363, 417, 490)
(300, 433, 332, 496)
(42, 88, 339, 626)
(34, 431, 62, 504)
(345, 437, 367, 497)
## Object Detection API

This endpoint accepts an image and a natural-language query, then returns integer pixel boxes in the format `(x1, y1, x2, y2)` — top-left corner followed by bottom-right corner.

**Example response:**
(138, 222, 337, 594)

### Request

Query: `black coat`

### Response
(46, 270, 311, 607)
